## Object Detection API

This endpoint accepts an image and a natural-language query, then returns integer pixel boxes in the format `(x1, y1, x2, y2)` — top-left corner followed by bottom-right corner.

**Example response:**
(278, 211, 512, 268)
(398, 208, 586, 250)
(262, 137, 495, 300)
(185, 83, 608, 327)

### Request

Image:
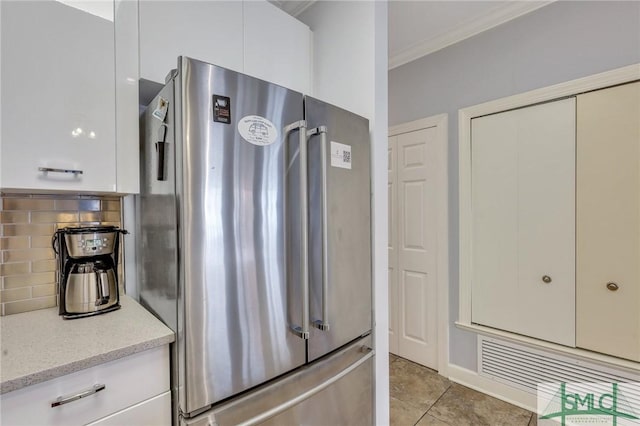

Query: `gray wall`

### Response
(389, 1, 640, 370)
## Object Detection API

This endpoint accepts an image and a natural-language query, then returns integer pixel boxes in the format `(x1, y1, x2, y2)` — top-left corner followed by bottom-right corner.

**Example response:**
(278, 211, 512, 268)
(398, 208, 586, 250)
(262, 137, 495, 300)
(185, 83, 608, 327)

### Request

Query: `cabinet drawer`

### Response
(0, 345, 169, 426)
(87, 391, 171, 426)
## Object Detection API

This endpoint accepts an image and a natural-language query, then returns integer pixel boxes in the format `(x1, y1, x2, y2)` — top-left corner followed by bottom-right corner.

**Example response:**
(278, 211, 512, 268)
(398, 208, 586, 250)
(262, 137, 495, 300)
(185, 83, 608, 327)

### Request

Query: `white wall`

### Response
(389, 0, 640, 371)
(300, 2, 389, 423)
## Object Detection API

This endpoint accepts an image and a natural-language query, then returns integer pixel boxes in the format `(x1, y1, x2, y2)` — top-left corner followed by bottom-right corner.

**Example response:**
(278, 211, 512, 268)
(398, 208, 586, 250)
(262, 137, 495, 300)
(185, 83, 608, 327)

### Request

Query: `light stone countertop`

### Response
(0, 295, 175, 394)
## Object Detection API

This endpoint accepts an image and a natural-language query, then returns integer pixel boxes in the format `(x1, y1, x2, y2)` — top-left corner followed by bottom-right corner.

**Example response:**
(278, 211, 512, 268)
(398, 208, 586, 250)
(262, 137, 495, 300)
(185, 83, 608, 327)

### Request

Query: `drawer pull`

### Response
(51, 384, 105, 408)
(606, 282, 619, 292)
(38, 167, 83, 175)
(542, 275, 552, 284)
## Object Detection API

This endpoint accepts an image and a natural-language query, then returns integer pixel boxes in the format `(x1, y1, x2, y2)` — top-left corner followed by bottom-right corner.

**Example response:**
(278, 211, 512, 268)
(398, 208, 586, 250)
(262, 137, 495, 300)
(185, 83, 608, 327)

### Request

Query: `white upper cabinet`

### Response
(138, 1, 311, 93)
(1, 0, 309, 193)
(138, 1, 244, 84)
(471, 98, 576, 347)
(114, 0, 140, 194)
(0, 0, 139, 194)
(1, 0, 117, 192)
(243, 1, 311, 94)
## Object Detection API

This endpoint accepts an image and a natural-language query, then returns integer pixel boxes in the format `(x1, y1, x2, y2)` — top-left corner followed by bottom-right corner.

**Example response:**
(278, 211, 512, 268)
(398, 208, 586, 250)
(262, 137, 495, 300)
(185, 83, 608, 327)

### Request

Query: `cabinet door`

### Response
(114, 0, 140, 194)
(87, 392, 171, 426)
(471, 98, 576, 346)
(576, 81, 640, 361)
(1, 1, 117, 192)
(138, 1, 243, 84)
(243, 1, 311, 94)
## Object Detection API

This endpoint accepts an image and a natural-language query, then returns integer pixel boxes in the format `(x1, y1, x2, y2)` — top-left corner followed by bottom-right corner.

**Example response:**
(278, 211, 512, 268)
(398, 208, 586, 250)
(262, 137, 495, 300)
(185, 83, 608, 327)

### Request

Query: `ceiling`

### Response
(270, 0, 553, 70)
(268, 0, 316, 17)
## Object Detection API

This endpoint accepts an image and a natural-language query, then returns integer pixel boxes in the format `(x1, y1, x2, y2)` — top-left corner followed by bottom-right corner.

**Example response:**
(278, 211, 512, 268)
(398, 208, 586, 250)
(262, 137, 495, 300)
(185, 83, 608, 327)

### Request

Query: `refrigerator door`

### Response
(305, 97, 373, 361)
(181, 335, 374, 426)
(177, 57, 306, 414)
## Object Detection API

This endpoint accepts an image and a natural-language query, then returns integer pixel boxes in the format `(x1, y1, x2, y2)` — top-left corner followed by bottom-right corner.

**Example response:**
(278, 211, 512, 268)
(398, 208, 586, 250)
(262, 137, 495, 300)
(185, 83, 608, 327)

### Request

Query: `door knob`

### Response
(542, 275, 552, 283)
(606, 282, 619, 291)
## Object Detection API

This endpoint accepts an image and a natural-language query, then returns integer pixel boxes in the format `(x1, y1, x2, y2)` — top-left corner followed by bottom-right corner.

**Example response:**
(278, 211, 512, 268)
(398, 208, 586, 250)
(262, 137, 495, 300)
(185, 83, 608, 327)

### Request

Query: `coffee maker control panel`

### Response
(64, 230, 117, 258)
(79, 238, 109, 252)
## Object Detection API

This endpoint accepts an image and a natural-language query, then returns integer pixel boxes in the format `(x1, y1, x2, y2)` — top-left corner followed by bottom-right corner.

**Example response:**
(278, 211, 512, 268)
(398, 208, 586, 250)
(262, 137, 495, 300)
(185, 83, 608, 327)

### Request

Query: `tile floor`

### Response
(389, 354, 537, 426)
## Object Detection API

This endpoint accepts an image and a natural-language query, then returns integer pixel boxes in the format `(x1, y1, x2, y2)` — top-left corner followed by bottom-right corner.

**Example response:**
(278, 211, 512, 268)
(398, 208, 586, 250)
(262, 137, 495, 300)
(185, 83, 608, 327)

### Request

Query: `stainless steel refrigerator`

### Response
(138, 57, 373, 425)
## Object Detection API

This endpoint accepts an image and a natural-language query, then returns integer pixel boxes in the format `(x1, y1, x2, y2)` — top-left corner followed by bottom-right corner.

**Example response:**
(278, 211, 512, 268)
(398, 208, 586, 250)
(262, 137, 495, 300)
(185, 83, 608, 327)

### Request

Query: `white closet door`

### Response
(388, 136, 399, 355)
(576, 81, 640, 361)
(471, 98, 576, 346)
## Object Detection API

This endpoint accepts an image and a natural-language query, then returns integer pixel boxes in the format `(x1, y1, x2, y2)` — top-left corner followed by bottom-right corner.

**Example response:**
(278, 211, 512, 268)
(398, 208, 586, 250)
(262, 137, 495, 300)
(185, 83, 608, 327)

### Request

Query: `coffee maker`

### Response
(53, 226, 127, 319)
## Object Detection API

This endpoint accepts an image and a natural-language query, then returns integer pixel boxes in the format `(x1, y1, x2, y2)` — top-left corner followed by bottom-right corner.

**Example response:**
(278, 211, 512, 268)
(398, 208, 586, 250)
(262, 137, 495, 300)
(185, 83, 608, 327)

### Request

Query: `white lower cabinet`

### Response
(87, 392, 171, 426)
(471, 98, 576, 347)
(0, 346, 170, 426)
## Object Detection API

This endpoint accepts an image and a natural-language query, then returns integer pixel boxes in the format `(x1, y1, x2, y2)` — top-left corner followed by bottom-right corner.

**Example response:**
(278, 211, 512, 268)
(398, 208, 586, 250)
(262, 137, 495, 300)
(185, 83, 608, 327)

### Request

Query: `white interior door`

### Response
(388, 136, 399, 355)
(388, 127, 439, 369)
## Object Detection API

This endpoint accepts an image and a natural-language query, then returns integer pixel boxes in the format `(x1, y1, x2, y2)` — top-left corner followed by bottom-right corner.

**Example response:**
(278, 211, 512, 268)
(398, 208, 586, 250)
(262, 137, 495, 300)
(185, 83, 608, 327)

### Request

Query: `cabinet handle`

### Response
(38, 167, 83, 175)
(606, 282, 619, 292)
(542, 275, 552, 283)
(51, 384, 105, 407)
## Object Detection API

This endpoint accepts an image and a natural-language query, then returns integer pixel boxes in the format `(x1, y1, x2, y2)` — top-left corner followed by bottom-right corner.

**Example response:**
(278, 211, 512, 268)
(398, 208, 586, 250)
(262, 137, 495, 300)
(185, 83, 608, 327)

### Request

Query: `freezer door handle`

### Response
(284, 120, 310, 340)
(308, 126, 330, 332)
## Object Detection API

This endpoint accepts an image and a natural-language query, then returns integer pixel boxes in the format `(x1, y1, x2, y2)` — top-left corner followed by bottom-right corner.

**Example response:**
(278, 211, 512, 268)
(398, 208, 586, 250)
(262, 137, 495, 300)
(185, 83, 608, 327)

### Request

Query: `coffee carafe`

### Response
(53, 226, 127, 319)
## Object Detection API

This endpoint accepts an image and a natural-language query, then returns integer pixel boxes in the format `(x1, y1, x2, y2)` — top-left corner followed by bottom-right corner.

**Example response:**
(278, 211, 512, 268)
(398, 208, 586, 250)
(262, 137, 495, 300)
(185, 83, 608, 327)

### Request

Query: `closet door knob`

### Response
(606, 282, 619, 291)
(542, 275, 552, 283)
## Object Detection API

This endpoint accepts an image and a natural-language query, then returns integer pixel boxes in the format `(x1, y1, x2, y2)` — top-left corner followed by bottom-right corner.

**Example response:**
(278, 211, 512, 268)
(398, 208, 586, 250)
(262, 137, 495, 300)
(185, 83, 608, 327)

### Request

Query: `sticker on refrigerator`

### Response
(152, 97, 169, 122)
(237, 115, 278, 146)
(330, 141, 352, 169)
(213, 95, 231, 124)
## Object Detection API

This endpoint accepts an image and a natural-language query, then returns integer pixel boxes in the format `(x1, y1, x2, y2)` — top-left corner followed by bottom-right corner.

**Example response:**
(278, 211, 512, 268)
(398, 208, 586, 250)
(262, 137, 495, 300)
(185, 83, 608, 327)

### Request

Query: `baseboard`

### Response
(446, 364, 537, 412)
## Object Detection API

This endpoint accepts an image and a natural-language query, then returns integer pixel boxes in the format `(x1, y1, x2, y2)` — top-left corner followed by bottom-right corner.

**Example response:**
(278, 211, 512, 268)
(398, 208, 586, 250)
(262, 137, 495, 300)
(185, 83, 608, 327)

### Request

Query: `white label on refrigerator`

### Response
(237, 115, 278, 146)
(330, 141, 352, 169)
(152, 97, 169, 122)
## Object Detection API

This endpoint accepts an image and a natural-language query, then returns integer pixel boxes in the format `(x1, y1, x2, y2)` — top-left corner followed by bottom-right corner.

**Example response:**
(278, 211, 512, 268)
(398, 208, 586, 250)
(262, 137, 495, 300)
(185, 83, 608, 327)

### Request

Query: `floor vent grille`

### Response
(478, 336, 640, 395)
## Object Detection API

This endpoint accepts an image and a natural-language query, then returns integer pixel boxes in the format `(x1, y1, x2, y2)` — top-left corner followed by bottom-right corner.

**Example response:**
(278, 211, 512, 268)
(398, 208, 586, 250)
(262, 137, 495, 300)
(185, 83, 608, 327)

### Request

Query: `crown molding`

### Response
(389, 1, 555, 70)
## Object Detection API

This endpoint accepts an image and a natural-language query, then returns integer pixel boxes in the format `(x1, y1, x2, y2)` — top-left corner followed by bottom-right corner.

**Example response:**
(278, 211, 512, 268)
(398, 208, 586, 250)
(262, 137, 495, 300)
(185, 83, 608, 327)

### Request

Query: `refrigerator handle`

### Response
(284, 120, 310, 340)
(156, 124, 168, 181)
(307, 126, 330, 332)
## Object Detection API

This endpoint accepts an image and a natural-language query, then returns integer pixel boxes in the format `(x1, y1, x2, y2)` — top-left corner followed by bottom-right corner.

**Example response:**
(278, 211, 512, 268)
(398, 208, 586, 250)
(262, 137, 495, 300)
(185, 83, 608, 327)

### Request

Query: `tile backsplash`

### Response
(0, 194, 122, 316)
